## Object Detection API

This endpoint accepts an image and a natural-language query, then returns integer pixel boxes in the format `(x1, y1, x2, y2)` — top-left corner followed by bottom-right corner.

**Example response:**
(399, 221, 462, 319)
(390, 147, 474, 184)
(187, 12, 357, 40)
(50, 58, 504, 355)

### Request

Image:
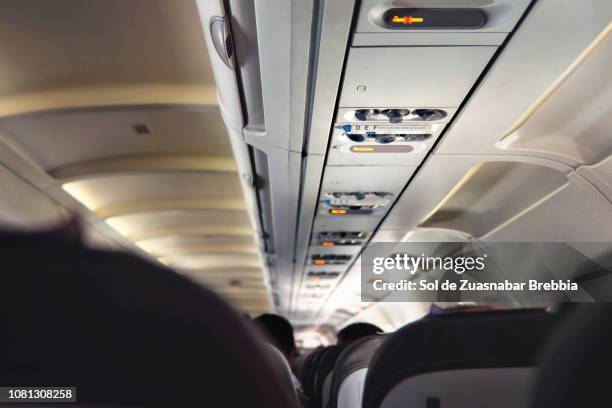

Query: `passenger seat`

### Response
(313, 345, 347, 408)
(531, 304, 612, 408)
(328, 335, 386, 408)
(362, 309, 556, 408)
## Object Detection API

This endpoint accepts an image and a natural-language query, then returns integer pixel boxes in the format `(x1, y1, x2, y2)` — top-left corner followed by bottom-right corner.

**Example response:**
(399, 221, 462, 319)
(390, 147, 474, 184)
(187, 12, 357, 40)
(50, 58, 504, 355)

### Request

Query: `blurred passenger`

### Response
(336, 322, 383, 345)
(0, 222, 298, 407)
(254, 313, 298, 364)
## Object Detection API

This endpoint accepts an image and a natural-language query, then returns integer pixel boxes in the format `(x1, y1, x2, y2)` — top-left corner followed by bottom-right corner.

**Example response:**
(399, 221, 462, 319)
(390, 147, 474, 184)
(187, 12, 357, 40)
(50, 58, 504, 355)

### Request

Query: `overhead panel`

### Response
(340, 46, 496, 108)
(353, 0, 531, 46)
(328, 107, 455, 166)
(296, 0, 534, 326)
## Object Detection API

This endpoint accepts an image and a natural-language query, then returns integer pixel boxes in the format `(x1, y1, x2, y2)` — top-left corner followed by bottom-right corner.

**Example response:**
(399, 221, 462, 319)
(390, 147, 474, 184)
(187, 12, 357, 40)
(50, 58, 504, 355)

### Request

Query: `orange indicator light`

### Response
(314, 259, 326, 265)
(322, 241, 335, 247)
(330, 209, 347, 215)
(350, 146, 375, 152)
(392, 15, 424, 24)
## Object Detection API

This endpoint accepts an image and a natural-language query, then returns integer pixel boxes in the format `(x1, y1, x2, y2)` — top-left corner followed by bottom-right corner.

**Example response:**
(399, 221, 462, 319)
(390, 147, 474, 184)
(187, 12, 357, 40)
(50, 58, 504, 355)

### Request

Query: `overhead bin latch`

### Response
(209, 15, 235, 69)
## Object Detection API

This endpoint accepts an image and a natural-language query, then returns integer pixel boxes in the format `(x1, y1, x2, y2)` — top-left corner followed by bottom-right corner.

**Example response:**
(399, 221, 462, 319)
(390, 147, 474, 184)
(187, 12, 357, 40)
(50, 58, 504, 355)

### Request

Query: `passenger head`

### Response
(0, 224, 298, 407)
(254, 313, 297, 361)
(337, 322, 383, 345)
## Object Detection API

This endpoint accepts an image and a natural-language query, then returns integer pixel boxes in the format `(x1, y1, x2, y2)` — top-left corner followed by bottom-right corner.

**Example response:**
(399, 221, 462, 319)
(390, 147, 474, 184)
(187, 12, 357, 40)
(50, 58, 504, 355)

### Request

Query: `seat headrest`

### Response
(363, 309, 556, 408)
(329, 335, 386, 408)
(302, 347, 330, 400)
(531, 304, 612, 408)
(0, 229, 298, 407)
(312, 345, 346, 408)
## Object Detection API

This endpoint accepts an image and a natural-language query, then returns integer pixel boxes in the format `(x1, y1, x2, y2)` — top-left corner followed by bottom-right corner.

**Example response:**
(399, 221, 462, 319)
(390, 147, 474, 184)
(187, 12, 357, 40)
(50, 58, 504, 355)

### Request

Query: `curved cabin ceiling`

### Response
(0, 0, 271, 315)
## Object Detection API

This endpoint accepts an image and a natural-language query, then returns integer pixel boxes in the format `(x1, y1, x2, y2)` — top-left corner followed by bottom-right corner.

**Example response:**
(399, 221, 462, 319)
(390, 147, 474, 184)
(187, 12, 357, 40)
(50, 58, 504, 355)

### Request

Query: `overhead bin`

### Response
(418, 161, 569, 237)
(434, 0, 612, 165)
(577, 155, 612, 202)
(483, 171, 612, 242)
(378, 154, 590, 239)
(497, 28, 612, 166)
(339, 46, 496, 108)
(198, 0, 316, 312)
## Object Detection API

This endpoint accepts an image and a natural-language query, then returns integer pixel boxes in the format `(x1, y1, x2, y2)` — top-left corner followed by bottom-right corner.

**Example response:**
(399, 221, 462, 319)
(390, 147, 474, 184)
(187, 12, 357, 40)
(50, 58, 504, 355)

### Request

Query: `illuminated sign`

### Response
(391, 15, 424, 25)
(350, 145, 414, 153)
(384, 8, 487, 29)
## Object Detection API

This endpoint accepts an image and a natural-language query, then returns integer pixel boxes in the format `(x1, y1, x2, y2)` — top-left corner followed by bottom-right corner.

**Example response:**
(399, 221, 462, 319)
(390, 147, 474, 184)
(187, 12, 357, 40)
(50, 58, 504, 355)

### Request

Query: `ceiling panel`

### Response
(0, 109, 231, 171)
(104, 209, 251, 239)
(62, 172, 243, 215)
(0, 0, 214, 96)
(161, 253, 261, 270)
(136, 234, 256, 256)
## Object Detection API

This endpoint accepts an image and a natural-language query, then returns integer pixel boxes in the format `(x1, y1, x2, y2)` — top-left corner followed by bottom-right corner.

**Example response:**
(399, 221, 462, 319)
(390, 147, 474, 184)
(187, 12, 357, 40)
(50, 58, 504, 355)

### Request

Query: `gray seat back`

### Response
(362, 309, 556, 408)
(330, 335, 386, 408)
(380, 367, 536, 408)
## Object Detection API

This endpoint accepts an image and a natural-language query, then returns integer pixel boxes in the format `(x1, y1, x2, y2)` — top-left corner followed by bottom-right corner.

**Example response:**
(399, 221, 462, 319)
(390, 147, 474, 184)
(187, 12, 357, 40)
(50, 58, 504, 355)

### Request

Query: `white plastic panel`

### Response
(483, 172, 612, 242)
(244, 0, 313, 151)
(248, 143, 303, 311)
(419, 161, 569, 237)
(370, 229, 407, 243)
(321, 165, 416, 194)
(497, 30, 612, 165)
(577, 154, 612, 202)
(435, 0, 612, 162)
(380, 155, 573, 234)
(340, 46, 496, 107)
(353, 32, 508, 47)
(304, 0, 357, 155)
